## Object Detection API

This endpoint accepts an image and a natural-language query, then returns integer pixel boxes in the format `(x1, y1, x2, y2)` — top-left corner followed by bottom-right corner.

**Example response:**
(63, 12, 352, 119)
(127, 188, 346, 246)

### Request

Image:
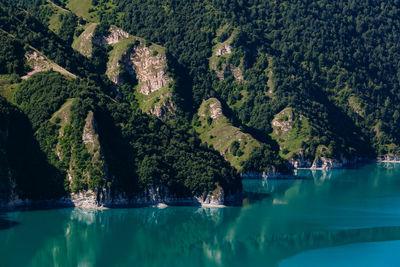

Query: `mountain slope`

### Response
(1, 0, 400, 208)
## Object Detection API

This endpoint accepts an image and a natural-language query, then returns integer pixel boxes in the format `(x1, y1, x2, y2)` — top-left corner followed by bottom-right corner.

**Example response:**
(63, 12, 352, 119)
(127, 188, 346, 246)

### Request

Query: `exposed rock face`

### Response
(229, 65, 244, 82)
(212, 36, 244, 83)
(150, 93, 177, 119)
(216, 43, 232, 56)
(0, 184, 241, 210)
(289, 154, 361, 170)
(311, 157, 343, 169)
(208, 99, 223, 119)
(128, 46, 171, 95)
(289, 152, 312, 168)
(95, 25, 176, 119)
(94, 26, 130, 46)
(377, 155, 400, 162)
(215, 62, 244, 83)
(22, 51, 45, 79)
(104, 184, 239, 208)
(272, 108, 294, 135)
(82, 111, 99, 152)
(102, 26, 130, 45)
(22, 51, 76, 79)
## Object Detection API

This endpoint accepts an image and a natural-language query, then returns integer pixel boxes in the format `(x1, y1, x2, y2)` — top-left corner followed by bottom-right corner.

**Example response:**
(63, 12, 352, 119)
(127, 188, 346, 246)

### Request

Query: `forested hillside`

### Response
(111, 0, 400, 161)
(0, 0, 399, 206)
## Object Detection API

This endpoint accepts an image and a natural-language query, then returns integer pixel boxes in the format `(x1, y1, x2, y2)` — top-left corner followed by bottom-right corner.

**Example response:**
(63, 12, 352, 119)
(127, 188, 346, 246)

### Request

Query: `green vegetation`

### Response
(1, 0, 400, 202)
(134, 84, 172, 115)
(14, 72, 79, 130)
(0, 32, 27, 75)
(271, 108, 314, 160)
(24, 48, 77, 79)
(0, 95, 65, 200)
(194, 98, 260, 171)
(66, 0, 95, 22)
(209, 25, 237, 72)
(48, 1, 70, 34)
(0, 74, 21, 102)
(109, 0, 399, 161)
(1, 70, 241, 197)
(72, 22, 97, 57)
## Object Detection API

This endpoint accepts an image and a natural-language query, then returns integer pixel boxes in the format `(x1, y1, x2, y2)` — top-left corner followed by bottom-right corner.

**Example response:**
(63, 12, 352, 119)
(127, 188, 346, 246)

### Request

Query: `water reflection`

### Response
(0, 211, 18, 230)
(1, 164, 400, 266)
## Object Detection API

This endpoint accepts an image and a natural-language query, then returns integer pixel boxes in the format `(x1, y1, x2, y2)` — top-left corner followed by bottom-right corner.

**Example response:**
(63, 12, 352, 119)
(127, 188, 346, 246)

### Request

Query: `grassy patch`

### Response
(66, 0, 96, 21)
(194, 98, 260, 171)
(50, 98, 76, 127)
(0, 74, 20, 103)
(66, 0, 117, 22)
(231, 89, 247, 110)
(72, 22, 97, 57)
(270, 107, 312, 160)
(135, 84, 172, 114)
(47, 1, 70, 34)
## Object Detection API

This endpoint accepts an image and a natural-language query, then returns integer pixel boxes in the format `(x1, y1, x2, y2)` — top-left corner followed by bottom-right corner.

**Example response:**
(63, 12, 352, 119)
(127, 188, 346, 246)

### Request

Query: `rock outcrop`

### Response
(210, 28, 244, 83)
(97, 25, 176, 119)
(0, 184, 241, 210)
(22, 50, 76, 79)
(289, 153, 361, 170)
(149, 92, 177, 118)
(216, 43, 232, 56)
(377, 155, 400, 162)
(100, 26, 130, 45)
(127, 46, 171, 95)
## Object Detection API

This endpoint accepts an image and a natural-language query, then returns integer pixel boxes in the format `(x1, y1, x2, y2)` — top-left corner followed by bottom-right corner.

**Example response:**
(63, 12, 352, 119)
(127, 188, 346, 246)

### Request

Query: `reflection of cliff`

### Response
(202, 224, 400, 267)
(2, 164, 400, 266)
(0, 207, 233, 266)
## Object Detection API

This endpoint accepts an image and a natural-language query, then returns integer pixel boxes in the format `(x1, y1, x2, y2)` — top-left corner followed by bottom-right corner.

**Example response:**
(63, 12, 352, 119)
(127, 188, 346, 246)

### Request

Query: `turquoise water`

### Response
(1, 163, 400, 266)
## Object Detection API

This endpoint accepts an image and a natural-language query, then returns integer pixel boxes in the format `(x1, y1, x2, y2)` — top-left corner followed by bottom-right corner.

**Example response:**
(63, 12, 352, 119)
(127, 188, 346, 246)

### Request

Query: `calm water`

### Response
(1, 163, 400, 267)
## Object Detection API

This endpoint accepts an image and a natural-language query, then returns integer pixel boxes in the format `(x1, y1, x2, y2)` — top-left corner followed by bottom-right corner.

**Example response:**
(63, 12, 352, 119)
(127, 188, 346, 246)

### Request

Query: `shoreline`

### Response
(0, 195, 234, 212)
(2, 160, 399, 212)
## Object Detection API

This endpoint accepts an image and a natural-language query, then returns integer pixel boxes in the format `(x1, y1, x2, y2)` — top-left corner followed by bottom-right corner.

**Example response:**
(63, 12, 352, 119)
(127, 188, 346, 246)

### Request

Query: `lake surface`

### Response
(1, 163, 400, 266)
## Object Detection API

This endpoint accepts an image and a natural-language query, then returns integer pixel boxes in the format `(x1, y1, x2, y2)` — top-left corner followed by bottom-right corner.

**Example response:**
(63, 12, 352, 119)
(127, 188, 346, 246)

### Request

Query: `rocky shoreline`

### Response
(2, 157, 399, 211)
(0, 186, 243, 211)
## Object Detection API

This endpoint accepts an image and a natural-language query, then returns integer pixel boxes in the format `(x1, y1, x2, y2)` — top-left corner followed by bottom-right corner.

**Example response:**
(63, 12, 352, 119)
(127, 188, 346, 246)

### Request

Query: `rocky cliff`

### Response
(22, 50, 76, 79)
(97, 25, 177, 119)
(271, 107, 356, 170)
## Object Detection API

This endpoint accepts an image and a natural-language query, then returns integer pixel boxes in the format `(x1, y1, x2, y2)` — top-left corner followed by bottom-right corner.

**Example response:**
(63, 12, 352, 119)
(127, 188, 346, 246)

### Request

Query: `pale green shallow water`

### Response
(1, 163, 400, 267)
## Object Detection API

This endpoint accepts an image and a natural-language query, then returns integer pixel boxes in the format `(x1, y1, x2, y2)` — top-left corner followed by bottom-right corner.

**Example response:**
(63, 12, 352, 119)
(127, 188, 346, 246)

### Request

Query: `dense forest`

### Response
(0, 0, 399, 204)
(110, 0, 400, 159)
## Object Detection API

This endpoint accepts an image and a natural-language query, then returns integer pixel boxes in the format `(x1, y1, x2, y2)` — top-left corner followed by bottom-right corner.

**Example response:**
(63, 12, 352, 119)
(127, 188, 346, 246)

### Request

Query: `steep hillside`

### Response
(1, 0, 400, 209)
(23, 48, 77, 79)
(66, 0, 95, 22)
(72, 22, 97, 58)
(195, 98, 260, 171)
(112, 0, 400, 166)
(210, 26, 244, 83)
(0, 70, 241, 208)
(97, 25, 177, 118)
(47, 0, 70, 34)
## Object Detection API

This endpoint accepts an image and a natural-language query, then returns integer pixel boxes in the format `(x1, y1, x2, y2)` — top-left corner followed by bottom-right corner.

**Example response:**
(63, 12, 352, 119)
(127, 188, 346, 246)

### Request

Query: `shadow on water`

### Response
(0, 212, 18, 230)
